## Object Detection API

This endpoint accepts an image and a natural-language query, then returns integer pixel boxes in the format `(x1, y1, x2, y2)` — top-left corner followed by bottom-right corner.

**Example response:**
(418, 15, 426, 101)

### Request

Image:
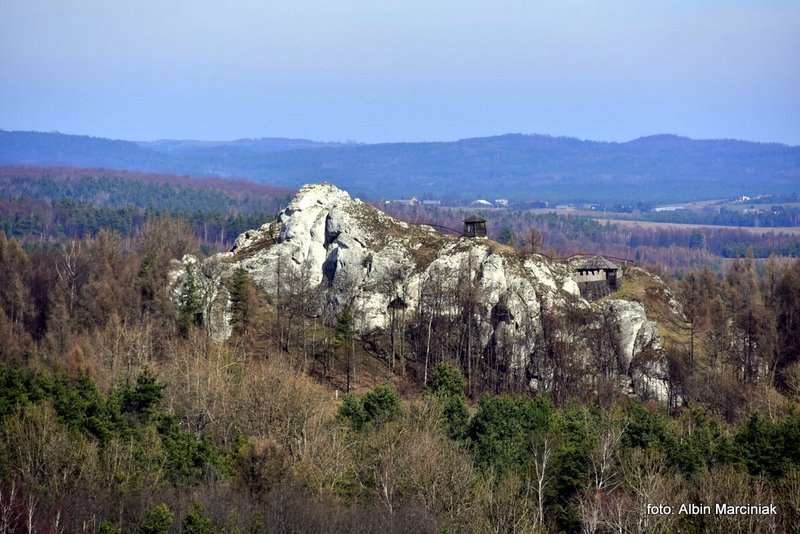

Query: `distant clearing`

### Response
(592, 218, 800, 235)
(525, 208, 632, 218)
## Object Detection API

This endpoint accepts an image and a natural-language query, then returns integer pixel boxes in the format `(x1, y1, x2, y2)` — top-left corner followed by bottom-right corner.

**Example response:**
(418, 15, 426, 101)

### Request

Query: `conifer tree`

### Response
(335, 305, 354, 392)
(178, 264, 202, 334)
(138, 504, 173, 534)
(228, 266, 257, 339)
(679, 270, 711, 368)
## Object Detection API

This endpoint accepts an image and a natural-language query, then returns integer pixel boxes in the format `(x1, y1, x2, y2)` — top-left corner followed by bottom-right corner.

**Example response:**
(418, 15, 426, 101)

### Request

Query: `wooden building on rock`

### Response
(463, 215, 487, 238)
(570, 256, 622, 300)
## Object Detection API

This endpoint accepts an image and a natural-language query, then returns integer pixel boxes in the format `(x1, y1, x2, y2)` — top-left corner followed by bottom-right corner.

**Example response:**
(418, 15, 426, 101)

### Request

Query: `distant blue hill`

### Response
(1, 130, 797, 202)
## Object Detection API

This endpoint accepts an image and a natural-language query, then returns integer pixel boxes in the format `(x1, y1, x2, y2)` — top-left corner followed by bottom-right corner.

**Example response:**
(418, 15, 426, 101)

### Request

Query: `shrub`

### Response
(442, 395, 469, 440)
(97, 521, 123, 534)
(621, 402, 670, 450)
(338, 393, 368, 430)
(156, 414, 224, 483)
(139, 503, 173, 534)
(429, 362, 466, 398)
(467, 395, 553, 472)
(182, 504, 219, 534)
(121, 368, 164, 416)
(361, 384, 401, 425)
(735, 412, 800, 477)
(338, 384, 400, 430)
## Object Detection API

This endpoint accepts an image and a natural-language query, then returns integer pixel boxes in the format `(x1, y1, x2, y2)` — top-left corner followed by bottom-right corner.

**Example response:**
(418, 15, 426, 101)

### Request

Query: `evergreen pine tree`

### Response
(228, 266, 256, 338)
(335, 305, 354, 391)
(182, 504, 219, 534)
(178, 264, 202, 334)
(139, 503, 173, 534)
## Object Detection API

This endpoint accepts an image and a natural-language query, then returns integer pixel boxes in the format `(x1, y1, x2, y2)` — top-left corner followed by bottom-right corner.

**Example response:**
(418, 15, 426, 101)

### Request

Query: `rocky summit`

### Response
(169, 183, 683, 401)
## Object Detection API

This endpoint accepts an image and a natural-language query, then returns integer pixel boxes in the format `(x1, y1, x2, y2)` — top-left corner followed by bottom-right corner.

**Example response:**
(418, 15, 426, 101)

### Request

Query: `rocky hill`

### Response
(170, 183, 685, 401)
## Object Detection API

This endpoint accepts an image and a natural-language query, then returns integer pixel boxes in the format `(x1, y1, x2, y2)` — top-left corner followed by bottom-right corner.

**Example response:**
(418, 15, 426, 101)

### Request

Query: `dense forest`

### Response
(1, 216, 799, 532)
(0, 166, 289, 211)
(0, 167, 288, 249)
(0, 197, 273, 250)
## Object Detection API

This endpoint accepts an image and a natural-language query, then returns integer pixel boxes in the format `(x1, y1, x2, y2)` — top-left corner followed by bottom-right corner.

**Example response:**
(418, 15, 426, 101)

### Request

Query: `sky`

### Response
(1, 0, 799, 144)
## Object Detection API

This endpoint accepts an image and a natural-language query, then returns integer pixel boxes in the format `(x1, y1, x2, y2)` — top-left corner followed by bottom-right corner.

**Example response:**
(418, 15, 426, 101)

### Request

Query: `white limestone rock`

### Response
(601, 299, 668, 400)
(169, 183, 674, 402)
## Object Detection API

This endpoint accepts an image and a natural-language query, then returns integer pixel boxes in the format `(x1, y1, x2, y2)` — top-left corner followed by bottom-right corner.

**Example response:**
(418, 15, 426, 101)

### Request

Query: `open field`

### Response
(722, 201, 800, 212)
(524, 207, 634, 218)
(592, 217, 800, 235)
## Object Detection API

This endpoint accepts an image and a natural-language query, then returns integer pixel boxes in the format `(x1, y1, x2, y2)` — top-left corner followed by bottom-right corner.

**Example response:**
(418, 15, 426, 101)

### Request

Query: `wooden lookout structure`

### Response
(463, 215, 487, 238)
(570, 255, 623, 299)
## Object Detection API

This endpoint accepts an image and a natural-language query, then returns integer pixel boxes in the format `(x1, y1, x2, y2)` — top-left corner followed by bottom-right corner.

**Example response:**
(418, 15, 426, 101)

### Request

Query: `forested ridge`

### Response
(0, 166, 289, 209)
(3, 130, 798, 202)
(0, 197, 275, 250)
(0, 166, 288, 250)
(1, 213, 799, 532)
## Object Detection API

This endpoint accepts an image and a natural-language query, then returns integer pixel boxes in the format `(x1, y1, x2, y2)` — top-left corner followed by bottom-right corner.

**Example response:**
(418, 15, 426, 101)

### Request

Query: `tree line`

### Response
(0, 197, 275, 249)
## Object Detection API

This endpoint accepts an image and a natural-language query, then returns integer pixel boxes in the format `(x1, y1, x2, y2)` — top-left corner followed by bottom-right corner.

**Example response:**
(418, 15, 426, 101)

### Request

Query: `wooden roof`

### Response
(572, 256, 619, 271)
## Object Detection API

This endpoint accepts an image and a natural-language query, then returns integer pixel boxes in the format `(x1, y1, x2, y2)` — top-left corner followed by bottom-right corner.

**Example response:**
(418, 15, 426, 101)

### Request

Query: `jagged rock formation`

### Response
(169, 183, 682, 401)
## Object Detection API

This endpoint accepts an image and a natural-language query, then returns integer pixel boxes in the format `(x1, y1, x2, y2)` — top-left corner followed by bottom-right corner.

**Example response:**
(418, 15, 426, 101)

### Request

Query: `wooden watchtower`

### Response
(463, 215, 487, 238)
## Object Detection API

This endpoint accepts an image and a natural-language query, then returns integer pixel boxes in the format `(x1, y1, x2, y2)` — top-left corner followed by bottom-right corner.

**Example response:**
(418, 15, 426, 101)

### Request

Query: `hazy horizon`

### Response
(4, 128, 800, 148)
(2, 0, 799, 145)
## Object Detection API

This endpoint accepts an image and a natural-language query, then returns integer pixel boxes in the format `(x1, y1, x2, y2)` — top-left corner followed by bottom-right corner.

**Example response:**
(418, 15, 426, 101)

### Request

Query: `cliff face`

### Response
(169, 183, 680, 401)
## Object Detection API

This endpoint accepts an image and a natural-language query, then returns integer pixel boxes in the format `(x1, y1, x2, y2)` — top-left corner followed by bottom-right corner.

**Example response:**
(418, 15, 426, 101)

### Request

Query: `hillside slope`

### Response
(0, 165, 290, 209)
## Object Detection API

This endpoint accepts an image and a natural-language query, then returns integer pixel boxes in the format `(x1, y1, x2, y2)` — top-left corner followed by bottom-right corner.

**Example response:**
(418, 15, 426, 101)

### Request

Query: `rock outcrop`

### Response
(169, 183, 680, 401)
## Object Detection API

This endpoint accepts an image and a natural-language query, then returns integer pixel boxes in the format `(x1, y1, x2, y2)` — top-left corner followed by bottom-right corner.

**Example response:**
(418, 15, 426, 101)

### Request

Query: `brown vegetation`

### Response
(1, 215, 799, 532)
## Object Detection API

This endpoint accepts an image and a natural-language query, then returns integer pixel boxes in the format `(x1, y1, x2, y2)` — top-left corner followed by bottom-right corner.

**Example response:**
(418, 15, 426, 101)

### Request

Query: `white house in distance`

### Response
(471, 199, 492, 207)
(385, 196, 419, 206)
(653, 205, 686, 212)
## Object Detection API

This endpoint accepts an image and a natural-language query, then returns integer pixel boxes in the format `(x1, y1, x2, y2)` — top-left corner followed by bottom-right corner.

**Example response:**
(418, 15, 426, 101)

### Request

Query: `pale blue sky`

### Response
(1, 0, 798, 144)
